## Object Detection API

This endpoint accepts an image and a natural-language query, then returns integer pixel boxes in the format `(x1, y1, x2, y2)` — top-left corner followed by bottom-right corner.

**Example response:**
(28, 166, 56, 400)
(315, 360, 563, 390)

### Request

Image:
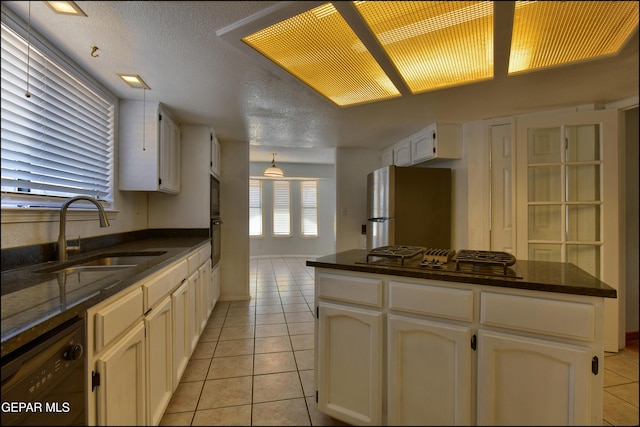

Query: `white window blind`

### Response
(272, 180, 291, 236)
(249, 179, 262, 236)
(301, 180, 318, 236)
(1, 22, 114, 208)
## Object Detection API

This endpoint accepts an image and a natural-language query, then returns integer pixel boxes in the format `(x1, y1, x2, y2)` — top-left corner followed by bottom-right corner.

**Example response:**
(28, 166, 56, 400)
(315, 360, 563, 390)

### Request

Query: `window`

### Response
(1, 20, 115, 209)
(301, 180, 318, 237)
(249, 179, 262, 236)
(272, 180, 291, 236)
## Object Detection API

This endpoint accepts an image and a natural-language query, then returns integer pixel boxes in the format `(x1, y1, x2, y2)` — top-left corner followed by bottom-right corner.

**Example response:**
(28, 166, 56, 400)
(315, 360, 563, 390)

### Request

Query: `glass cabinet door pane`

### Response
(567, 244, 600, 277)
(566, 165, 600, 201)
(528, 205, 562, 240)
(528, 166, 561, 201)
(567, 205, 600, 241)
(528, 243, 562, 262)
(527, 127, 561, 164)
(566, 124, 600, 162)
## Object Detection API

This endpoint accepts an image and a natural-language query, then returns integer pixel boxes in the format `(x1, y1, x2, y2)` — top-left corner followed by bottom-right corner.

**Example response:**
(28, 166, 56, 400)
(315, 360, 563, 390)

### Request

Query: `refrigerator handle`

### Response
(368, 217, 394, 222)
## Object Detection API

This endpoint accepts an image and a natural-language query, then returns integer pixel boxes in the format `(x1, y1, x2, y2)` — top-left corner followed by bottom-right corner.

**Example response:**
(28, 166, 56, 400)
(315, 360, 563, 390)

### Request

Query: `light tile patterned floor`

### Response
(160, 256, 639, 426)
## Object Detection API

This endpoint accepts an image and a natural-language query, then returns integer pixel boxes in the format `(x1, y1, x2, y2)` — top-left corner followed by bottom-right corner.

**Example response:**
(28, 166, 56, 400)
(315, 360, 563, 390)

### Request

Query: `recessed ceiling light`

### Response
(509, 1, 639, 74)
(44, 1, 87, 17)
(118, 74, 151, 90)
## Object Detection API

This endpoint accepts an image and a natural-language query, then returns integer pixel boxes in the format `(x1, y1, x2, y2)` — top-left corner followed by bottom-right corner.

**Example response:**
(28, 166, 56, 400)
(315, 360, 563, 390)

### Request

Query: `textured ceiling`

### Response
(2, 1, 638, 164)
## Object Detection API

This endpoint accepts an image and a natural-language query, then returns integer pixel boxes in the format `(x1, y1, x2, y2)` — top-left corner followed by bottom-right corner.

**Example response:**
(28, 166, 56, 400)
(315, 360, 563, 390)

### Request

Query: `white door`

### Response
(96, 321, 146, 426)
(477, 330, 595, 426)
(387, 315, 473, 425)
(171, 280, 191, 390)
(145, 296, 173, 425)
(515, 109, 620, 351)
(490, 123, 514, 253)
(316, 302, 383, 426)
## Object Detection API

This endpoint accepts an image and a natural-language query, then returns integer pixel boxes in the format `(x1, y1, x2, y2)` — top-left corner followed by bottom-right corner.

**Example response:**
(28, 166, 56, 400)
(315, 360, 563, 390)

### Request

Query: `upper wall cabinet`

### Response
(411, 123, 461, 163)
(119, 100, 181, 193)
(384, 123, 462, 167)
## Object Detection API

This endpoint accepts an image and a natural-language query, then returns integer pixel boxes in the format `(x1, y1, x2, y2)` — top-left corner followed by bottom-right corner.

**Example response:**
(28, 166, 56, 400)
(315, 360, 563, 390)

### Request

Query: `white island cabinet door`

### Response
(95, 321, 146, 426)
(387, 315, 473, 426)
(477, 329, 594, 426)
(316, 302, 383, 426)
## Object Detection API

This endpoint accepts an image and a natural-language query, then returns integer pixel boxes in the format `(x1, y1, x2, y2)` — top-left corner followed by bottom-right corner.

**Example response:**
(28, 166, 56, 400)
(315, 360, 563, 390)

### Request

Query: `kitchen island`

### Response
(306, 249, 616, 426)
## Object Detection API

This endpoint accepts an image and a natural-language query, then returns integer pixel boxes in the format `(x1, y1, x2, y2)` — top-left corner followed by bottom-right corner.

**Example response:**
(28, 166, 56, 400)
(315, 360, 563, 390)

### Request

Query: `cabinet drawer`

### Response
(143, 259, 188, 311)
(318, 273, 382, 308)
(94, 287, 143, 353)
(389, 280, 473, 322)
(480, 292, 596, 341)
(187, 251, 200, 274)
(198, 245, 211, 264)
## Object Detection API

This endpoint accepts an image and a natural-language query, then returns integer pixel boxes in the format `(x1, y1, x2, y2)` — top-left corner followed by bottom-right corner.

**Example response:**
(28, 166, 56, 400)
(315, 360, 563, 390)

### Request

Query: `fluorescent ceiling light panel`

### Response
(509, 1, 639, 74)
(118, 74, 151, 90)
(242, 3, 401, 107)
(44, 1, 87, 17)
(354, 1, 494, 94)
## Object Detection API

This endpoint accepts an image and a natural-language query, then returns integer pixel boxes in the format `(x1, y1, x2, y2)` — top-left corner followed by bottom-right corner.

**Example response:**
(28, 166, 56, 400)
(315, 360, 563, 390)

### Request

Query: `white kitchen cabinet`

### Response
(387, 315, 473, 425)
(145, 295, 173, 426)
(187, 269, 200, 353)
(381, 147, 394, 167)
(477, 330, 594, 426)
(211, 263, 220, 311)
(317, 302, 383, 426)
(410, 123, 461, 163)
(477, 291, 603, 426)
(315, 272, 384, 426)
(119, 100, 181, 193)
(198, 258, 212, 332)
(387, 278, 474, 425)
(171, 279, 191, 391)
(211, 131, 221, 177)
(95, 321, 146, 426)
(312, 267, 605, 426)
(393, 138, 412, 166)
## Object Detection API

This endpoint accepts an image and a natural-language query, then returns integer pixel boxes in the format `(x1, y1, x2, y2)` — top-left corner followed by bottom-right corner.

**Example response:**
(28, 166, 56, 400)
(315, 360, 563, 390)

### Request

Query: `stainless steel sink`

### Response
(35, 251, 167, 274)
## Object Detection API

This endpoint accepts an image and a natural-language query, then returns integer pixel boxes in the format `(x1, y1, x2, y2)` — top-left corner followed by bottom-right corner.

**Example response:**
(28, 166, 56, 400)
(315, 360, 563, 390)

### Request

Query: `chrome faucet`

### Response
(58, 196, 110, 262)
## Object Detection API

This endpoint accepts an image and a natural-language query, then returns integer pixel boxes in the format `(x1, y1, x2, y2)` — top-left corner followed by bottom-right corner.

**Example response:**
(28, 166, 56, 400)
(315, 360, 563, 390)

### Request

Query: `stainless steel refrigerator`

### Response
(366, 165, 451, 250)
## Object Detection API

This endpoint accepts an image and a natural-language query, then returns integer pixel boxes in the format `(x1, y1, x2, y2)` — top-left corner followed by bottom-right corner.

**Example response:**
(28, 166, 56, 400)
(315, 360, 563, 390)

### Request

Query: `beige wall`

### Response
(218, 139, 250, 301)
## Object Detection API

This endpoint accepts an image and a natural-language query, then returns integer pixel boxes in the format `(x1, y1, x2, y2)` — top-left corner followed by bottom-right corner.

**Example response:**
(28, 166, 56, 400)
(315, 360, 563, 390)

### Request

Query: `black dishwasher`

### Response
(1, 317, 86, 426)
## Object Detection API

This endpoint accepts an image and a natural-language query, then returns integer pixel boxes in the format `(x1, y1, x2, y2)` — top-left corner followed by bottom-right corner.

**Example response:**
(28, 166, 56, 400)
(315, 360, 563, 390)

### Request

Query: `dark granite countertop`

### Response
(306, 249, 617, 299)
(1, 235, 210, 358)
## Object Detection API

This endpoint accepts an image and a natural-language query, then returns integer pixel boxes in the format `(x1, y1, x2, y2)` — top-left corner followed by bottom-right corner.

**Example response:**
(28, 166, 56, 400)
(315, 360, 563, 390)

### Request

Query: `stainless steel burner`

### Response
(366, 245, 425, 265)
(454, 250, 516, 275)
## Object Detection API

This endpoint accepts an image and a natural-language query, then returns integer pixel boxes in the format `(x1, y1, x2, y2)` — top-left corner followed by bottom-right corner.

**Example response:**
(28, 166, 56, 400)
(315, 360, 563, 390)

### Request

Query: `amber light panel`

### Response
(509, 1, 639, 74)
(242, 3, 400, 107)
(354, 1, 494, 94)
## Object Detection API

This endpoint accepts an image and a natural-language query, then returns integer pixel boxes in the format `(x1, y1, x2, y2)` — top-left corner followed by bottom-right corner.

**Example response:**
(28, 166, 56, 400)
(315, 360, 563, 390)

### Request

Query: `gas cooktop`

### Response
(360, 246, 522, 279)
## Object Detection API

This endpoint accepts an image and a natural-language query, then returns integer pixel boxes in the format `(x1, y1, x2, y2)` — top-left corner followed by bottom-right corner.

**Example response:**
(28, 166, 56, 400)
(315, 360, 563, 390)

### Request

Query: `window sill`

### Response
(1, 207, 120, 224)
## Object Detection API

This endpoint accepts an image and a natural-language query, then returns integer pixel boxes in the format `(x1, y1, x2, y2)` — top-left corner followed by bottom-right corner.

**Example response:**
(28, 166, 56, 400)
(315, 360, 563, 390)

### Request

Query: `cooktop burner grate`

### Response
(454, 250, 516, 275)
(366, 245, 425, 265)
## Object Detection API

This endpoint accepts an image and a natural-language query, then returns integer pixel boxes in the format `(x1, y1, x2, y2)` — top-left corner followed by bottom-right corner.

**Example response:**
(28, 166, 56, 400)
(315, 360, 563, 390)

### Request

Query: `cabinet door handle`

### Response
(592, 356, 599, 375)
(471, 334, 477, 350)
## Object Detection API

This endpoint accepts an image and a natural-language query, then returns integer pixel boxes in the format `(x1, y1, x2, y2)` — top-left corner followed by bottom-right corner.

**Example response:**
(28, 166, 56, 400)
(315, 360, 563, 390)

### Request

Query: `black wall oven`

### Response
(210, 174, 221, 267)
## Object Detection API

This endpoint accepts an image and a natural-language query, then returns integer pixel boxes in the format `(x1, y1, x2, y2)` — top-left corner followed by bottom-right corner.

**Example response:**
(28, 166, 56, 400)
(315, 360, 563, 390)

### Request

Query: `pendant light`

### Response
(264, 152, 284, 177)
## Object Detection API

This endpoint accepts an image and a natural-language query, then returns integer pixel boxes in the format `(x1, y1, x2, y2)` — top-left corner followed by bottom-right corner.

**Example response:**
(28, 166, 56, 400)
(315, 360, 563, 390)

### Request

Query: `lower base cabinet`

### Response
(314, 269, 605, 426)
(87, 242, 217, 426)
(145, 296, 173, 426)
(95, 321, 146, 426)
(387, 315, 473, 426)
(316, 302, 383, 426)
(477, 330, 596, 426)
